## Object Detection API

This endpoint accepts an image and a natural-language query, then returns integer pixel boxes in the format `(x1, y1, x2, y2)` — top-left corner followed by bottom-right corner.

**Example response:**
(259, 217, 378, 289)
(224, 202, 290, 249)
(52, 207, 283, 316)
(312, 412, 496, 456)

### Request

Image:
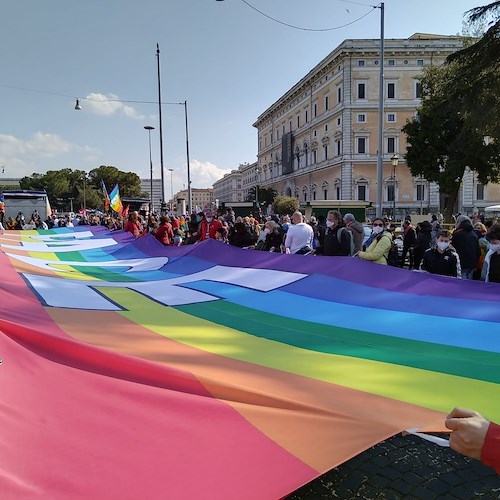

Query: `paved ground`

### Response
(287, 434, 500, 499)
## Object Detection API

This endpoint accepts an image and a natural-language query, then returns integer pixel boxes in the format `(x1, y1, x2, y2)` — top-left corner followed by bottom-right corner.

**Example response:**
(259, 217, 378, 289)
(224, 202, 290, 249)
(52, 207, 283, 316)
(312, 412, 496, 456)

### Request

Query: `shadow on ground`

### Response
(287, 434, 500, 499)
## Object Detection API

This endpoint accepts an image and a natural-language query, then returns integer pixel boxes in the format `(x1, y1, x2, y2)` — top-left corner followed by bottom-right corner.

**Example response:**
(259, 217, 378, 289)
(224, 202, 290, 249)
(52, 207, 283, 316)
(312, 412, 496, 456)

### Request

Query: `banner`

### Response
(0, 228, 499, 498)
(108, 184, 123, 214)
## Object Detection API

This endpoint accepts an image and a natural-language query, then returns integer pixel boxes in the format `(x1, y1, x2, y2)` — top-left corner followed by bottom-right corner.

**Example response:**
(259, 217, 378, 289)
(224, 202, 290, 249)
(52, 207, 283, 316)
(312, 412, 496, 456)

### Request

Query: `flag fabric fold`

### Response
(0, 227, 499, 499)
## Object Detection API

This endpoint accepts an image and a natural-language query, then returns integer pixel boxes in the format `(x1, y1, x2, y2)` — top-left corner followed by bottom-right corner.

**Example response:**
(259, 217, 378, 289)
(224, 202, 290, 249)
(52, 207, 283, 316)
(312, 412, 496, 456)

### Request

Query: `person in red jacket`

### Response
(197, 212, 222, 242)
(445, 407, 500, 474)
(155, 215, 174, 246)
(124, 211, 142, 238)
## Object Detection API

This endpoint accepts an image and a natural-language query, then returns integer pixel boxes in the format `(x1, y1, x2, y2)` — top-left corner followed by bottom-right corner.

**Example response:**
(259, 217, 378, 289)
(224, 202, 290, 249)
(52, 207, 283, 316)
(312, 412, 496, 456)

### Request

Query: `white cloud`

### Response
(83, 92, 145, 120)
(183, 160, 231, 189)
(0, 133, 99, 178)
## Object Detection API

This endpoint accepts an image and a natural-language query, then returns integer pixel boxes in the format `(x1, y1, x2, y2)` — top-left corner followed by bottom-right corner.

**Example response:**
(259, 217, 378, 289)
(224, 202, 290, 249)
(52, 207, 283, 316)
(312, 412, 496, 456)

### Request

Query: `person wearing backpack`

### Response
(323, 210, 354, 256)
(356, 218, 392, 265)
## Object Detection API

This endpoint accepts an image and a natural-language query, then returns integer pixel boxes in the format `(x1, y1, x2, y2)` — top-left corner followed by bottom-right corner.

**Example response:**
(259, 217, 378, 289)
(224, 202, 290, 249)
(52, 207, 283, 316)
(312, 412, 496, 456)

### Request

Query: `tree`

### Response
(246, 186, 278, 205)
(88, 166, 143, 198)
(402, 64, 500, 221)
(273, 195, 299, 216)
(447, 2, 500, 140)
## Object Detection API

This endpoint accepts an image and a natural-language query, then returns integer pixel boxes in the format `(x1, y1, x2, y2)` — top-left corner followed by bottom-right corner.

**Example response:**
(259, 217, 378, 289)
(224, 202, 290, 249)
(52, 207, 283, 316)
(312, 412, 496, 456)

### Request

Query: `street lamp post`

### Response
(168, 168, 174, 212)
(255, 166, 260, 211)
(391, 153, 399, 220)
(144, 125, 155, 214)
(69, 198, 74, 213)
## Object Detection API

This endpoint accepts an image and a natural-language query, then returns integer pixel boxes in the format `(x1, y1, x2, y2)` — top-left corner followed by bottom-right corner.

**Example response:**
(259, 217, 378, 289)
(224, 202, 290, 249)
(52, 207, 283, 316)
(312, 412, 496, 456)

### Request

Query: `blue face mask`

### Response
(196, 216, 202, 223)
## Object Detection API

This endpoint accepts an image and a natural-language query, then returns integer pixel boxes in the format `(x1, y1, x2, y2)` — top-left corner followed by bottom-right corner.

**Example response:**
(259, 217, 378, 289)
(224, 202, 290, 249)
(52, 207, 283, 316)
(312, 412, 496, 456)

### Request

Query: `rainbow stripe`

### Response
(0, 227, 499, 499)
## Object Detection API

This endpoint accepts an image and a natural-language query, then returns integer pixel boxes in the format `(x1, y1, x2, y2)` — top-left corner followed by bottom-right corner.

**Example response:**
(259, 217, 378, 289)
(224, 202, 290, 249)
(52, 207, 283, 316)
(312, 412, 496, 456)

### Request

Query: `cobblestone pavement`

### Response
(287, 434, 500, 499)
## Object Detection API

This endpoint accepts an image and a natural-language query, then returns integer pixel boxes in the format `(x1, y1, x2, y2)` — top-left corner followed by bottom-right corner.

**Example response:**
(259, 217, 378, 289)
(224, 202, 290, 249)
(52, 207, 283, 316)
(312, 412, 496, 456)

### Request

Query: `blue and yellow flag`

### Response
(109, 184, 123, 214)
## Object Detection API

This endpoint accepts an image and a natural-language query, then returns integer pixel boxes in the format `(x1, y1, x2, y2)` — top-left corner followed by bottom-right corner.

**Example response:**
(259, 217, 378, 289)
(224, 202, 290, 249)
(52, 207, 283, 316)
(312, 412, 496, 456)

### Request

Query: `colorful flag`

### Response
(108, 184, 123, 214)
(0, 229, 499, 498)
(121, 204, 130, 219)
(101, 180, 110, 212)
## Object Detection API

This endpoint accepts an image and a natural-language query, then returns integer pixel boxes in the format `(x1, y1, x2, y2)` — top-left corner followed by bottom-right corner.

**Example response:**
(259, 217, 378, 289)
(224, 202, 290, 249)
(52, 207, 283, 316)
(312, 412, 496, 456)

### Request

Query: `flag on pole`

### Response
(101, 180, 110, 212)
(122, 204, 130, 219)
(109, 184, 123, 215)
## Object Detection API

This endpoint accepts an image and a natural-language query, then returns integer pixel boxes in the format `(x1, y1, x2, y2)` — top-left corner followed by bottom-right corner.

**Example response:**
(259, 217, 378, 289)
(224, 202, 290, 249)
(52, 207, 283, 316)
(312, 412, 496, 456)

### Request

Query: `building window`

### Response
(417, 59, 424, 66)
(387, 183, 395, 202)
(304, 191, 307, 202)
(336, 140, 341, 156)
(357, 113, 366, 123)
(313, 130, 317, 137)
(337, 117, 341, 126)
(477, 183, 485, 200)
(313, 102, 317, 117)
(415, 82, 422, 99)
(323, 187, 328, 200)
(324, 145, 328, 160)
(387, 82, 396, 99)
(337, 86, 342, 103)
(416, 184, 426, 201)
(387, 137, 396, 154)
(357, 82, 366, 99)
(289, 120, 292, 131)
(357, 137, 367, 154)
(297, 115, 300, 128)
(358, 60, 365, 66)
(325, 94, 329, 111)
(336, 185, 341, 199)
(324, 124, 328, 132)
(304, 143, 309, 166)
(357, 185, 367, 201)
(388, 59, 395, 66)
(305, 109, 308, 123)
(387, 113, 396, 122)
(312, 149, 317, 163)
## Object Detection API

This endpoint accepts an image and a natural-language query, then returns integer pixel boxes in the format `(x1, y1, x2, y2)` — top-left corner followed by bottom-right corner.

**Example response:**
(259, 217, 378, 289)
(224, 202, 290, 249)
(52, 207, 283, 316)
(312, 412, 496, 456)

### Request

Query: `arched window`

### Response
(303, 142, 309, 167)
(294, 145, 301, 170)
(302, 185, 308, 202)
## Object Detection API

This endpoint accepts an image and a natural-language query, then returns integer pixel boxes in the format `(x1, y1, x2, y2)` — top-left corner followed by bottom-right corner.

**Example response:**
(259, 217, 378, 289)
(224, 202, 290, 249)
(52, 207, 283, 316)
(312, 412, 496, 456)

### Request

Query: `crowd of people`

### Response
(1, 206, 500, 283)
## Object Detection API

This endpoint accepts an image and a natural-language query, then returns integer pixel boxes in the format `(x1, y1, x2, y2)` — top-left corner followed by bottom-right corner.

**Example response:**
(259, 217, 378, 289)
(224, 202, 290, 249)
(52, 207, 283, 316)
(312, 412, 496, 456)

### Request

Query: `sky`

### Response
(0, 0, 484, 198)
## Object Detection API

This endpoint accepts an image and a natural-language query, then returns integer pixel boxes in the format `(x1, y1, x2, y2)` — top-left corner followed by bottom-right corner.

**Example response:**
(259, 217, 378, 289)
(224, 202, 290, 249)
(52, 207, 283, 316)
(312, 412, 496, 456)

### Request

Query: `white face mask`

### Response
(490, 243, 500, 253)
(372, 225, 384, 234)
(326, 220, 335, 228)
(206, 217, 212, 223)
(437, 241, 449, 252)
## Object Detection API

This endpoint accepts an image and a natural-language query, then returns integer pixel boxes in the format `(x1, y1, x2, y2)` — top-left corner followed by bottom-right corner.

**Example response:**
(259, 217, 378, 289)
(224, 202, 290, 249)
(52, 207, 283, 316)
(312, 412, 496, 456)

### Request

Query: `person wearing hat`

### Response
(451, 215, 481, 280)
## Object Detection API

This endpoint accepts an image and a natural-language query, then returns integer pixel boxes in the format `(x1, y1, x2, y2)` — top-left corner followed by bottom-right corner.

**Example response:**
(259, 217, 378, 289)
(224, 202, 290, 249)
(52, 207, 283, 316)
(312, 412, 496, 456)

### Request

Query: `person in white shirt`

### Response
(285, 211, 314, 254)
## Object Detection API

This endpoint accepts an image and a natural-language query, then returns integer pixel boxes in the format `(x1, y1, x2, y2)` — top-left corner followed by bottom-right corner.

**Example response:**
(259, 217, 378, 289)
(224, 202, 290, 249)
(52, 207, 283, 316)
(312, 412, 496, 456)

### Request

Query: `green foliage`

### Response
(18, 165, 144, 212)
(402, 63, 500, 221)
(273, 195, 299, 216)
(245, 186, 278, 205)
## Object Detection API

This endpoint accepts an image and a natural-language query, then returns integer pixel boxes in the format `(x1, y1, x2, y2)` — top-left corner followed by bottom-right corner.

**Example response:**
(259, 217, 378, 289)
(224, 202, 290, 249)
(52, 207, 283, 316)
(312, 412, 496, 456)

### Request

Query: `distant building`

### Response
(0, 178, 21, 188)
(248, 33, 499, 217)
(140, 178, 163, 213)
(172, 187, 213, 213)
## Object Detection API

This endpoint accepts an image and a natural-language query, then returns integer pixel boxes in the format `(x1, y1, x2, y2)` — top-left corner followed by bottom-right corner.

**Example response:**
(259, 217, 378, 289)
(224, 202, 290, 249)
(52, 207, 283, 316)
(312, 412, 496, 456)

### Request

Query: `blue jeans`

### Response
(461, 269, 474, 280)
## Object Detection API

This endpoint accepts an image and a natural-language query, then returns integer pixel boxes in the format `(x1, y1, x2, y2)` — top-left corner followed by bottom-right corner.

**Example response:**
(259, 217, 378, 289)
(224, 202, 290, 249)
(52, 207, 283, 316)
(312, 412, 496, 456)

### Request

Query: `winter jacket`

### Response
(481, 249, 500, 283)
(357, 231, 392, 265)
(323, 224, 352, 256)
(420, 246, 461, 277)
(451, 221, 480, 270)
(346, 220, 364, 253)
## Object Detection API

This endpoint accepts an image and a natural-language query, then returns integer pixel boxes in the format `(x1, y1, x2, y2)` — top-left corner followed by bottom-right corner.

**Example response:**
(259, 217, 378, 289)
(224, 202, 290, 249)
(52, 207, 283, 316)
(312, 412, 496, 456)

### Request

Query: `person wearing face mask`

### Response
(481, 223, 500, 283)
(323, 210, 353, 256)
(196, 211, 223, 242)
(355, 218, 392, 265)
(420, 230, 461, 277)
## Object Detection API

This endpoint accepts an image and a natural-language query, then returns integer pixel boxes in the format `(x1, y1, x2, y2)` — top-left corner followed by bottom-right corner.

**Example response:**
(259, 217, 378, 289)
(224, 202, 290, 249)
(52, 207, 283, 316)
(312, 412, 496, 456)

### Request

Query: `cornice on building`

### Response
(253, 34, 463, 129)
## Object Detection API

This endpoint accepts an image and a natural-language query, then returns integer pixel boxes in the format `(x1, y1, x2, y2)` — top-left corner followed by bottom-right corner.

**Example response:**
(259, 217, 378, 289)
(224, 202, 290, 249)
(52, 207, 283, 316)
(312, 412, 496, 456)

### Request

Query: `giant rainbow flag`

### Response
(0, 227, 499, 499)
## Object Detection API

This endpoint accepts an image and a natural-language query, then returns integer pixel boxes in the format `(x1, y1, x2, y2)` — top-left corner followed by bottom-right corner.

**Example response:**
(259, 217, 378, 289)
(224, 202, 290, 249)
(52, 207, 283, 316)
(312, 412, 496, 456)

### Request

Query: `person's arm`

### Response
(420, 249, 429, 272)
(452, 251, 462, 278)
(284, 227, 293, 251)
(445, 407, 500, 474)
